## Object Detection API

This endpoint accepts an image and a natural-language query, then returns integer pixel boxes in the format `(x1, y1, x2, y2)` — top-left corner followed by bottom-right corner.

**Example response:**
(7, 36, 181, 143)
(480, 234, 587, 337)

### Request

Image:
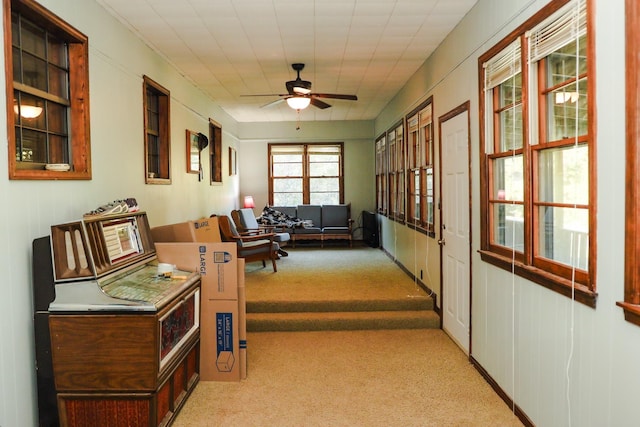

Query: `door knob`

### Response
(438, 238, 446, 246)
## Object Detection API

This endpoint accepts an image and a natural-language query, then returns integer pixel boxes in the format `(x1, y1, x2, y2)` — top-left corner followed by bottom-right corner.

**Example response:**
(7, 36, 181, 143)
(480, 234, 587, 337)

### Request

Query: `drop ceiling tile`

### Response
(97, 0, 478, 122)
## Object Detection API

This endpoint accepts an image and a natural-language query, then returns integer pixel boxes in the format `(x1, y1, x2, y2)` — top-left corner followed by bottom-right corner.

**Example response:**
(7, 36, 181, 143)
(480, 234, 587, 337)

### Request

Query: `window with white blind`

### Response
(478, 0, 596, 306)
(268, 143, 344, 206)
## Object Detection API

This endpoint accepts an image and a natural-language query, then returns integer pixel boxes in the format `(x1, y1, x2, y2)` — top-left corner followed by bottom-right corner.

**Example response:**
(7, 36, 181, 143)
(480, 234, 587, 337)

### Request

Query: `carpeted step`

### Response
(247, 310, 440, 332)
(247, 296, 434, 314)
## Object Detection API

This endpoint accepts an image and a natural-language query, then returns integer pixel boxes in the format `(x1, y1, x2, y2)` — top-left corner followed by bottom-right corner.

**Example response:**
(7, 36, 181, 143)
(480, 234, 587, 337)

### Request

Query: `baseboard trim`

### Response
(380, 246, 441, 317)
(470, 355, 534, 427)
(380, 245, 532, 425)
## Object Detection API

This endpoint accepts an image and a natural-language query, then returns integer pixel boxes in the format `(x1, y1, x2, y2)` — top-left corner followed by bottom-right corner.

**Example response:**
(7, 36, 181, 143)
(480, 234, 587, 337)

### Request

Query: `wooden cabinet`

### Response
(50, 282, 200, 427)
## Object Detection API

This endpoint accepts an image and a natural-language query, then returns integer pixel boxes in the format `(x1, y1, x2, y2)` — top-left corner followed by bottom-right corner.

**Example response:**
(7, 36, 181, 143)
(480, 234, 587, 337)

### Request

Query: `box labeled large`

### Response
(155, 242, 242, 381)
(155, 242, 238, 300)
(191, 216, 222, 242)
(237, 259, 247, 379)
(150, 216, 222, 244)
(200, 299, 240, 381)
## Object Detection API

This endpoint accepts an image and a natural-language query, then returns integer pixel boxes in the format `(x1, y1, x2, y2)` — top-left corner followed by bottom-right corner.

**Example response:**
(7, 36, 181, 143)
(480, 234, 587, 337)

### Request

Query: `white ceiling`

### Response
(95, 0, 477, 123)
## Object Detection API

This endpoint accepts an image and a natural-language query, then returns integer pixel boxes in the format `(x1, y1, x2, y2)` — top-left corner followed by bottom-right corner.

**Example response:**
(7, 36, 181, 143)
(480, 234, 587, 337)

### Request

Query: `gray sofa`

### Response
(268, 204, 353, 247)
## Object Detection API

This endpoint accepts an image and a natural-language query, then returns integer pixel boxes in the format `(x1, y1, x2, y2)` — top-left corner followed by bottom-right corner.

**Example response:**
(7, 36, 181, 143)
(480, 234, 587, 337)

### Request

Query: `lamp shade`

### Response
(243, 196, 255, 208)
(286, 96, 311, 110)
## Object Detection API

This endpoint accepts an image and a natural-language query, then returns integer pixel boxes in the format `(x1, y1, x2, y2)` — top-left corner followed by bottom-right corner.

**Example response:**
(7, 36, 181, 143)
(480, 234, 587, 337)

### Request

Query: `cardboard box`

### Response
(200, 299, 240, 381)
(150, 216, 221, 244)
(237, 259, 247, 379)
(155, 242, 238, 300)
(150, 221, 197, 243)
(191, 217, 222, 242)
(155, 242, 243, 381)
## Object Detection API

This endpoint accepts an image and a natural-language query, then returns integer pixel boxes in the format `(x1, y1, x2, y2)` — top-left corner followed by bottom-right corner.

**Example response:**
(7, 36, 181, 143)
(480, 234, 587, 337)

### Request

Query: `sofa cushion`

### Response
(321, 204, 349, 227)
(322, 226, 350, 234)
(296, 205, 322, 227)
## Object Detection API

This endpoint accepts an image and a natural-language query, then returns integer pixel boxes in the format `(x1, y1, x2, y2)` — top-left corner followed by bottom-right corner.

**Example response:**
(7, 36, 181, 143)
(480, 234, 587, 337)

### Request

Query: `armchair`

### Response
(231, 208, 291, 257)
(217, 215, 279, 272)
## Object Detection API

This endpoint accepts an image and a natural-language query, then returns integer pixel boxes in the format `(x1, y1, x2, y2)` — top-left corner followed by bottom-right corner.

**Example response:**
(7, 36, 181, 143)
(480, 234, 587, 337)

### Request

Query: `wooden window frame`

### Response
(387, 120, 405, 223)
(406, 97, 435, 237)
(478, 0, 597, 307)
(617, 0, 640, 325)
(375, 133, 388, 216)
(143, 75, 170, 184)
(4, 0, 91, 180)
(268, 142, 344, 206)
(209, 118, 222, 184)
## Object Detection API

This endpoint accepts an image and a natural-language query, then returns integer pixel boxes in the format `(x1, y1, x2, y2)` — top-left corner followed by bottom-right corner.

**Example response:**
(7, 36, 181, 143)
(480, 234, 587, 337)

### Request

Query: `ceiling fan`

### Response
(243, 63, 358, 110)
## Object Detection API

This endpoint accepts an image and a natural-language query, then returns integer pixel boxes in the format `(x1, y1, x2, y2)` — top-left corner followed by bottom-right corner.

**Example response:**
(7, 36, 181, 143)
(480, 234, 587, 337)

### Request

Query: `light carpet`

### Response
(174, 329, 522, 426)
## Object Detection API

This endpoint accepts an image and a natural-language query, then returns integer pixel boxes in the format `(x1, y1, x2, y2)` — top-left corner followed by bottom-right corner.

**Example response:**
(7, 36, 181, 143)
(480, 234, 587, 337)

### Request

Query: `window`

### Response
(209, 119, 222, 184)
(479, 0, 596, 306)
(268, 143, 344, 206)
(406, 98, 435, 236)
(375, 133, 388, 215)
(5, 0, 91, 180)
(143, 75, 170, 183)
(387, 121, 405, 222)
(619, 0, 640, 325)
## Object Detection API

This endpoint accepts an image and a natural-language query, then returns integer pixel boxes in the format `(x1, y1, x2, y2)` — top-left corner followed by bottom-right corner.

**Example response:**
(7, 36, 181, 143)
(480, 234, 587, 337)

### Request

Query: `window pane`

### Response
(12, 46, 20, 82)
(310, 177, 338, 192)
(48, 65, 69, 99)
(310, 154, 338, 162)
(273, 154, 302, 163)
(47, 35, 67, 67)
(19, 129, 46, 163)
(47, 102, 68, 134)
(274, 178, 302, 193)
(538, 206, 588, 270)
(147, 134, 159, 174)
(537, 145, 588, 205)
(274, 193, 303, 206)
(547, 35, 587, 87)
(48, 134, 68, 164)
(20, 19, 46, 58)
(273, 163, 302, 176)
(22, 53, 47, 90)
(498, 103, 523, 151)
(492, 203, 524, 252)
(15, 91, 46, 129)
(309, 162, 339, 176)
(426, 195, 434, 225)
(499, 73, 522, 107)
(547, 78, 588, 141)
(310, 192, 339, 205)
(492, 154, 523, 201)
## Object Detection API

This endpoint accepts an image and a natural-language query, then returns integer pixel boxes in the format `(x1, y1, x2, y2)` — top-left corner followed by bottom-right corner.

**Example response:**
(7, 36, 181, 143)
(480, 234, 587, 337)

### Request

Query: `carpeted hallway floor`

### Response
(173, 246, 523, 426)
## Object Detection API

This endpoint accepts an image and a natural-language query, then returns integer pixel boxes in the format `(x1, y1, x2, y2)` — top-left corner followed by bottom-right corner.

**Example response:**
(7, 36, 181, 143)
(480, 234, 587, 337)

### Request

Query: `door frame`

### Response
(438, 101, 473, 355)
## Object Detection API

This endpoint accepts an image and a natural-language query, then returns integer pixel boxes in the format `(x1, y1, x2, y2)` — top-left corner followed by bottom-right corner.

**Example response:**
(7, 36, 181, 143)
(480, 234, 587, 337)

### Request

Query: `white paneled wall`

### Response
(0, 1, 239, 425)
(377, 0, 640, 425)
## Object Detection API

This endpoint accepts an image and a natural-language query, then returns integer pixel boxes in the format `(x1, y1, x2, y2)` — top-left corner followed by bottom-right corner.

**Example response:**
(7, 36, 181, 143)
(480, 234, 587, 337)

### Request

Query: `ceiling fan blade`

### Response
(261, 98, 287, 108)
(312, 93, 358, 101)
(241, 94, 288, 97)
(310, 97, 331, 109)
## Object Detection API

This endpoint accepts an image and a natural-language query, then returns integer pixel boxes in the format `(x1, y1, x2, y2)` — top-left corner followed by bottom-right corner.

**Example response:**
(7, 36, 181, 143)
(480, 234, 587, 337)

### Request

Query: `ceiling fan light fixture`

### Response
(286, 96, 311, 110)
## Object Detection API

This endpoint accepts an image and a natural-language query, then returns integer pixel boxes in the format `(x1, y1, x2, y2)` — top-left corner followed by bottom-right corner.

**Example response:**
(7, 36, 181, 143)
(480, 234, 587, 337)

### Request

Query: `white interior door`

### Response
(440, 107, 470, 354)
